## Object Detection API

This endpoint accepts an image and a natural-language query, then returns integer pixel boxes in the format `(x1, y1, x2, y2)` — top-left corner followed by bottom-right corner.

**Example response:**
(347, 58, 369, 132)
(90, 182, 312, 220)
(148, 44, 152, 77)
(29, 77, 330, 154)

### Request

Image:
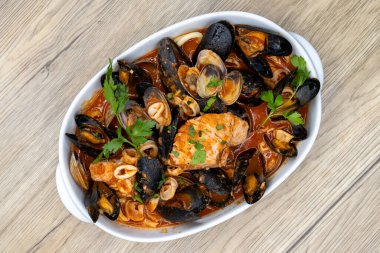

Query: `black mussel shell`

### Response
(239, 72, 265, 105)
(295, 78, 320, 106)
(227, 103, 247, 119)
(192, 21, 235, 63)
(136, 82, 153, 100)
(65, 133, 102, 157)
(117, 60, 152, 85)
(75, 114, 117, 139)
(84, 182, 120, 222)
(243, 172, 266, 204)
(266, 33, 292, 56)
(233, 148, 256, 186)
(193, 169, 232, 207)
(100, 71, 122, 87)
(292, 124, 307, 141)
(250, 54, 273, 78)
(264, 133, 297, 157)
(157, 37, 190, 94)
(159, 107, 179, 161)
(273, 70, 296, 96)
(136, 157, 164, 202)
(197, 97, 227, 113)
(84, 182, 99, 222)
(157, 184, 210, 222)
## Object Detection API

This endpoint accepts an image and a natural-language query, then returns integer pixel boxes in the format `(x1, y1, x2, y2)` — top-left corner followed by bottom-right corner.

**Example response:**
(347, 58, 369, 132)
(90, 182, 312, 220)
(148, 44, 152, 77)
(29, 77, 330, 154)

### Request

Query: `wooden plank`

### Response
(0, 0, 379, 252)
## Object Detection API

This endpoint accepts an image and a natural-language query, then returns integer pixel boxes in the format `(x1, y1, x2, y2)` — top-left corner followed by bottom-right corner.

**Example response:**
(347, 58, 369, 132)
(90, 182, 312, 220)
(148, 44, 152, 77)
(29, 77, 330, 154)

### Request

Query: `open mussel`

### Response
(233, 148, 256, 186)
(159, 107, 179, 161)
(265, 129, 297, 157)
(192, 21, 235, 63)
(243, 171, 266, 204)
(158, 37, 191, 95)
(65, 134, 102, 157)
(70, 152, 91, 191)
(193, 169, 232, 207)
(157, 184, 210, 222)
(100, 71, 122, 87)
(238, 72, 265, 106)
(143, 87, 171, 126)
(292, 124, 307, 141)
(235, 25, 292, 78)
(117, 60, 152, 86)
(85, 181, 120, 222)
(136, 157, 164, 202)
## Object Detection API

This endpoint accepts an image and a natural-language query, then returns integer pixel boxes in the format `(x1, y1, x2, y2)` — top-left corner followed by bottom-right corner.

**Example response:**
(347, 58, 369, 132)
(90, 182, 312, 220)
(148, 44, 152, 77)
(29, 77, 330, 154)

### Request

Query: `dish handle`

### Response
(56, 164, 92, 223)
(289, 32, 324, 84)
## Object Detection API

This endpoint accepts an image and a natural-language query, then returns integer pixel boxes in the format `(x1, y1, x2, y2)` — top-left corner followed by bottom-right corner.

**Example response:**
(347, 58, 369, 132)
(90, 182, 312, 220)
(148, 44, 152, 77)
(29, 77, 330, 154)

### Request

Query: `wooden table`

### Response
(1, 0, 379, 252)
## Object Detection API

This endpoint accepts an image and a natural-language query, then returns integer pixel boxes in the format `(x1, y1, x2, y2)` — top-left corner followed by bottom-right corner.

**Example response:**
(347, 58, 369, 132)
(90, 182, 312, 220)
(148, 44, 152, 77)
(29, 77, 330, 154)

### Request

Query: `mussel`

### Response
(66, 134, 102, 157)
(100, 71, 122, 87)
(143, 87, 172, 126)
(218, 70, 243, 105)
(197, 96, 227, 113)
(266, 129, 297, 157)
(157, 37, 191, 95)
(136, 157, 164, 202)
(192, 21, 235, 63)
(157, 184, 210, 222)
(233, 148, 256, 186)
(84, 181, 120, 222)
(69, 152, 91, 191)
(292, 124, 307, 141)
(136, 82, 154, 99)
(235, 25, 292, 78)
(295, 78, 320, 106)
(159, 107, 179, 161)
(243, 171, 266, 204)
(193, 169, 232, 207)
(238, 72, 265, 106)
(117, 60, 152, 86)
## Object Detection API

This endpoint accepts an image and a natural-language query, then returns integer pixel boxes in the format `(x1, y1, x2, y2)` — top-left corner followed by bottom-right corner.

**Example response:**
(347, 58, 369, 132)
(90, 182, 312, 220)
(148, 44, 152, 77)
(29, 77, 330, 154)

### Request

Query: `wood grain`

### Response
(0, 0, 379, 252)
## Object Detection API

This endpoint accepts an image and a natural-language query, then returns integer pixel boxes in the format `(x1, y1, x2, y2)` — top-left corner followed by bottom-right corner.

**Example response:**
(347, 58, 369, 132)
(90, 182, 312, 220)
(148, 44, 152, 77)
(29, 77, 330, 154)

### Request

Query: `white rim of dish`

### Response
(58, 11, 323, 242)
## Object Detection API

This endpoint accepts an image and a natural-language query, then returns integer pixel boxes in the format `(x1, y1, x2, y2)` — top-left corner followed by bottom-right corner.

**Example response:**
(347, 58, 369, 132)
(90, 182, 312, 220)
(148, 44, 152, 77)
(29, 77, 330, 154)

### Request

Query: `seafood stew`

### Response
(66, 20, 320, 228)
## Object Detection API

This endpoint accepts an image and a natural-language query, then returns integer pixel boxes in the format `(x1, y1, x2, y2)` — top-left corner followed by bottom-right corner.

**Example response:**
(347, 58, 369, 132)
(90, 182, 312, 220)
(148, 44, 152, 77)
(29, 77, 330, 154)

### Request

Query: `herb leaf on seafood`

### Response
(291, 55, 310, 92)
(207, 76, 223, 88)
(203, 96, 217, 112)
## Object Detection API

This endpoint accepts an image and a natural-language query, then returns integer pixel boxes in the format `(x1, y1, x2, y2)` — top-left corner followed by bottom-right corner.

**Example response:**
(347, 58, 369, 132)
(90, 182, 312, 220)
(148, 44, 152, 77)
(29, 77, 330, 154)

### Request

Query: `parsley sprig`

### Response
(189, 139, 206, 164)
(203, 96, 217, 112)
(291, 55, 311, 94)
(259, 90, 304, 128)
(94, 59, 155, 162)
(206, 76, 223, 88)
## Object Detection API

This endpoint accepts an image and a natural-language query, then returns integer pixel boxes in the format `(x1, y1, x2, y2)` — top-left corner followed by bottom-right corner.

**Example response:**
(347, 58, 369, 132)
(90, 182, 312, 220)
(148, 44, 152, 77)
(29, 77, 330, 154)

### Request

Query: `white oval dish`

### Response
(57, 11, 323, 242)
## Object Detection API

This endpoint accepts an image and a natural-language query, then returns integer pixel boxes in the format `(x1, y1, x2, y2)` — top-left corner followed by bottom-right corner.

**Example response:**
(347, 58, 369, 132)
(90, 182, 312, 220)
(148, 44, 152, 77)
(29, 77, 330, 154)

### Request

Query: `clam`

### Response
(143, 87, 171, 126)
(177, 65, 200, 98)
(218, 71, 243, 105)
(195, 49, 227, 77)
(196, 64, 222, 98)
(119, 100, 149, 129)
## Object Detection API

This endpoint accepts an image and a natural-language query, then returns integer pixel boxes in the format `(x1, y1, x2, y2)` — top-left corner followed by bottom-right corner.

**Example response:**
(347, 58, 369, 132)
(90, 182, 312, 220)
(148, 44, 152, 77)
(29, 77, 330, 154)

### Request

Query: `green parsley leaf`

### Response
(133, 194, 144, 204)
(186, 100, 193, 105)
(274, 94, 283, 108)
(284, 111, 304, 125)
(134, 181, 142, 193)
(190, 150, 206, 164)
(206, 76, 223, 88)
(216, 124, 223, 130)
(221, 140, 227, 144)
(102, 137, 125, 158)
(172, 150, 180, 157)
(127, 118, 156, 146)
(189, 125, 196, 137)
(157, 174, 166, 189)
(198, 130, 203, 137)
(203, 96, 217, 112)
(153, 193, 159, 199)
(291, 55, 310, 91)
(260, 90, 274, 103)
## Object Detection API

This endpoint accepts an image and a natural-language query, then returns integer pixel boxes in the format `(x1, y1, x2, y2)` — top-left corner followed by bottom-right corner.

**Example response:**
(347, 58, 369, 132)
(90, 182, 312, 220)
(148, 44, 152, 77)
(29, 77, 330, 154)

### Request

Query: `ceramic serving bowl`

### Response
(57, 11, 323, 242)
